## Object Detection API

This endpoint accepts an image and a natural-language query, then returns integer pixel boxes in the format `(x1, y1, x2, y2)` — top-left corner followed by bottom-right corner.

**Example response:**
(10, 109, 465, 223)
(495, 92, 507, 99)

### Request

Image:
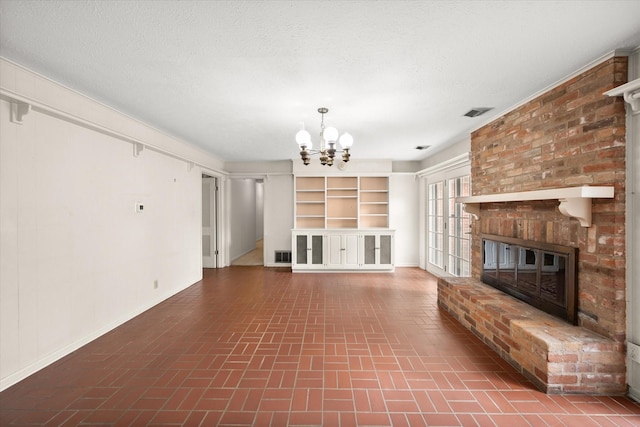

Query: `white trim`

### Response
(470, 49, 636, 133)
(0, 89, 228, 177)
(416, 152, 470, 177)
(1, 57, 226, 175)
(229, 172, 292, 180)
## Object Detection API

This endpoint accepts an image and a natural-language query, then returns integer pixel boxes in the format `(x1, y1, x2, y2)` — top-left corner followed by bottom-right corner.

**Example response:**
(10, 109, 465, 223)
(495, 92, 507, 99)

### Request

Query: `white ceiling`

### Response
(1, 1, 640, 164)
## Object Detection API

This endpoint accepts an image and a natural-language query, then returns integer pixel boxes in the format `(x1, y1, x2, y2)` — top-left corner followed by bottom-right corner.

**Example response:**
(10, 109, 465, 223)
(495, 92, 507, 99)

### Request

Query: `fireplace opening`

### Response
(481, 234, 578, 324)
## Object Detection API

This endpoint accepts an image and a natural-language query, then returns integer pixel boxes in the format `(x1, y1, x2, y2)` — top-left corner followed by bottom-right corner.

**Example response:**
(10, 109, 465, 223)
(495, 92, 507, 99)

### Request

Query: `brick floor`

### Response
(0, 267, 638, 426)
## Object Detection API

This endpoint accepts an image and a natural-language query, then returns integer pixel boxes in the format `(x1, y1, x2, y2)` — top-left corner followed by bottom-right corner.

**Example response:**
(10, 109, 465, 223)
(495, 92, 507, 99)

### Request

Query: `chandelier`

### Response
(295, 107, 354, 166)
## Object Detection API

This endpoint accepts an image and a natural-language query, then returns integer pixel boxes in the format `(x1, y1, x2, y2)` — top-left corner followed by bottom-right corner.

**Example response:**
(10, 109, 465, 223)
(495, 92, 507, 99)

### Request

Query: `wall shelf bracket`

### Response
(10, 99, 31, 124)
(133, 142, 144, 157)
(558, 197, 592, 227)
(462, 203, 480, 220)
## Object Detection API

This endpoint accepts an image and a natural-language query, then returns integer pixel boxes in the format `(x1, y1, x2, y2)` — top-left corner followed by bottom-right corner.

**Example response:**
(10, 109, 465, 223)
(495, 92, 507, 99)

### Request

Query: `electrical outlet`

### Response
(153, 280, 158, 289)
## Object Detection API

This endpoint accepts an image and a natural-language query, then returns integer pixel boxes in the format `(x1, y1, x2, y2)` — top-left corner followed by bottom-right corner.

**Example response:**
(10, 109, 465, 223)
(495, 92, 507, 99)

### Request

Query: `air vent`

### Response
(464, 107, 493, 117)
(274, 250, 292, 263)
(415, 145, 431, 150)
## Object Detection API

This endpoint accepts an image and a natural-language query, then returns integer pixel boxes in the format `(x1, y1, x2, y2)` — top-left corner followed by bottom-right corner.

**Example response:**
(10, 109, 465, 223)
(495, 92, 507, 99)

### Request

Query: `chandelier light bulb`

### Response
(323, 126, 339, 143)
(339, 132, 354, 148)
(295, 129, 311, 147)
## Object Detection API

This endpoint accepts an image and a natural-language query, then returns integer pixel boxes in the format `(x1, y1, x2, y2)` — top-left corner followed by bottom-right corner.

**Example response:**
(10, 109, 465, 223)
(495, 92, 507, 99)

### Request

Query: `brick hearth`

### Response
(438, 277, 626, 394)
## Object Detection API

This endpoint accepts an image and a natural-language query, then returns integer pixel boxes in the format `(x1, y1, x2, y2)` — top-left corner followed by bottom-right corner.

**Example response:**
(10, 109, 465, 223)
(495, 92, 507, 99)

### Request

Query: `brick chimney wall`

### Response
(469, 57, 628, 342)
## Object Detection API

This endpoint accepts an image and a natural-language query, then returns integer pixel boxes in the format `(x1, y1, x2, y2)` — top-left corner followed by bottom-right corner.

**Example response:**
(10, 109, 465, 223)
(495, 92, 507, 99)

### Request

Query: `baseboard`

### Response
(0, 282, 197, 392)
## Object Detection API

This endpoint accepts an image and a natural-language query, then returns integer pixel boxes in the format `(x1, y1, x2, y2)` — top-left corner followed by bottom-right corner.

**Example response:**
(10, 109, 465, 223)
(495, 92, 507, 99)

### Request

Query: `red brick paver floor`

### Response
(1, 267, 639, 426)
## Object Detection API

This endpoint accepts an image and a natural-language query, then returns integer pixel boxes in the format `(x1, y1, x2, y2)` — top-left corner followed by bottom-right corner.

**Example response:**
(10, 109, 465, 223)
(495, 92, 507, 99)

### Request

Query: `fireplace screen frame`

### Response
(481, 234, 578, 324)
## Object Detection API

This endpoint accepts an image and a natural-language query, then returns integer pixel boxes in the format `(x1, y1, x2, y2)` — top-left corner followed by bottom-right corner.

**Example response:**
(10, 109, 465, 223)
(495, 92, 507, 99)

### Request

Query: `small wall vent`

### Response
(464, 107, 493, 118)
(275, 250, 292, 263)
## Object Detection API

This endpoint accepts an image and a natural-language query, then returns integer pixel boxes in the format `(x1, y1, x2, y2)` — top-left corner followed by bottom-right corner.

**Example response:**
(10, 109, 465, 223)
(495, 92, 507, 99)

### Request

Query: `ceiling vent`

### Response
(415, 145, 431, 150)
(464, 107, 493, 118)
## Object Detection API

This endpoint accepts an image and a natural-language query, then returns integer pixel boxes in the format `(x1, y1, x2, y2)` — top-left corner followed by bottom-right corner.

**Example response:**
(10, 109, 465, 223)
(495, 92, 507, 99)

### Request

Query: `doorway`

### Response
(229, 178, 264, 266)
(424, 167, 472, 277)
(202, 175, 218, 268)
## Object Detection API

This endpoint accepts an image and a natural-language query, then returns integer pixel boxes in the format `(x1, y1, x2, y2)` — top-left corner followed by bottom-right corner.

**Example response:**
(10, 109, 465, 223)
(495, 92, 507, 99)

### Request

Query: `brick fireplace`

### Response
(438, 56, 628, 394)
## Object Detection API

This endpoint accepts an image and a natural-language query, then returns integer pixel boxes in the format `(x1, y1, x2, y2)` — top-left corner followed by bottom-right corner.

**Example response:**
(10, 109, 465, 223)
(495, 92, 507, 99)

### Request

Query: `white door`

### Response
(343, 234, 359, 268)
(361, 233, 394, 269)
(202, 177, 218, 268)
(327, 234, 343, 268)
(426, 171, 471, 277)
(327, 233, 359, 269)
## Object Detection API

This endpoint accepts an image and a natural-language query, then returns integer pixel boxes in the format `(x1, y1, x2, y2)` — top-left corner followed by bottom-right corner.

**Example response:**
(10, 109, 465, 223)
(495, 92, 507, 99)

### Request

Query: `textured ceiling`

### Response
(1, 1, 640, 163)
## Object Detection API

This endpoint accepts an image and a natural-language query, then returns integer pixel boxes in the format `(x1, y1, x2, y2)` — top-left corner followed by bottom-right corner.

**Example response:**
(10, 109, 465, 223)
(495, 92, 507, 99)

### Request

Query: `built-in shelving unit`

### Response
(359, 177, 389, 228)
(295, 176, 389, 229)
(295, 177, 325, 228)
(294, 175, 392, 271)
(456, 185, 614, 227)
(327, 177, 358, 228)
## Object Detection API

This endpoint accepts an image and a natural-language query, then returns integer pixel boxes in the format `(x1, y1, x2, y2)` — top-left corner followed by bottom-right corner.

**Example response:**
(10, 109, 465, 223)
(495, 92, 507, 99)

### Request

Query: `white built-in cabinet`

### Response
(292, 229, 395, 272)
(327, 232, 360, 269)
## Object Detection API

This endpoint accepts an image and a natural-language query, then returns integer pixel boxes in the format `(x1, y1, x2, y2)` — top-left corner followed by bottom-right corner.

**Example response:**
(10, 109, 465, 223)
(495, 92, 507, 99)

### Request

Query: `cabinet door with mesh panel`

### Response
(361, 232, 394, 270)
(292, 233, 324, 268)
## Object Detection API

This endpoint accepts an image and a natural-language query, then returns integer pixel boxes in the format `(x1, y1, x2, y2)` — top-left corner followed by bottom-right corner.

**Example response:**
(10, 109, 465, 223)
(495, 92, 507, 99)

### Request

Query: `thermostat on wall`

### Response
(136, 202, 144, 213)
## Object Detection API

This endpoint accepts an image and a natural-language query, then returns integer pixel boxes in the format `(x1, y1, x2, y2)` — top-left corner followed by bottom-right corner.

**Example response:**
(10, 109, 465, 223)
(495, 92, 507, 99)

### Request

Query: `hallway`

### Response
(231, 240, 264, 266)
(1, 267, 638, 426)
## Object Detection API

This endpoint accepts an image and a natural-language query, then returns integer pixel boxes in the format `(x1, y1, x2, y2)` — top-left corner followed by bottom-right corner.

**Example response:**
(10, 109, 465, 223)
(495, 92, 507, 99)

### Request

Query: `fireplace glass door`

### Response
(481, 235, 576, 324)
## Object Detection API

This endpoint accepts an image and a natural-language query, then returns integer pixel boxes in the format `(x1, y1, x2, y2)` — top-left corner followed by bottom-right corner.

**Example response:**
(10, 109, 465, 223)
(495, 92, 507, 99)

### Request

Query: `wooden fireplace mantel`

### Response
(456, 185, 614, 227)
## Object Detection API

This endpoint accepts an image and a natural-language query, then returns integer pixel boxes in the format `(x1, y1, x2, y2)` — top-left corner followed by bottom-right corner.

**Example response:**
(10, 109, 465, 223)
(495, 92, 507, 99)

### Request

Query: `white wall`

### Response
(229, 178, 258, 261)
(0, 59, 223, 391)
(224, 162, 294, 267)
(389, 174, 420, 266)
(263, 174, 294, 266)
